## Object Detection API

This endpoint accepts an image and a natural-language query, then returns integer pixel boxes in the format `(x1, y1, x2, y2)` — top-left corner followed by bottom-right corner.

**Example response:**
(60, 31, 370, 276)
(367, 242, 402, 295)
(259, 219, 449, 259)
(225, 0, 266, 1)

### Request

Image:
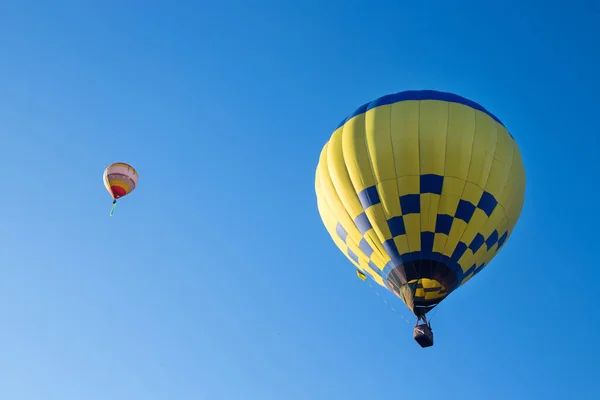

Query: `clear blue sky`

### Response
(0, 1, 598, 399)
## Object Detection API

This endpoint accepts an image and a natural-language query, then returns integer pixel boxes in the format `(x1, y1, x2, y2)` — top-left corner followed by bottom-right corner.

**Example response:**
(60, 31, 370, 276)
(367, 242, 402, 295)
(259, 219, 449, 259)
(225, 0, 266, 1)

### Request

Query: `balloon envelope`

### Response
(315, 90, 525, 317)
(103, 162, 138, 200)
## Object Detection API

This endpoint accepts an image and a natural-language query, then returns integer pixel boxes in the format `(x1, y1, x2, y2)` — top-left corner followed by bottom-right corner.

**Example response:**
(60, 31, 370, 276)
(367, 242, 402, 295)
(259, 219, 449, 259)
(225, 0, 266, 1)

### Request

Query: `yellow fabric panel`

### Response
(471, 235, 491, 267)
(492, 133, 516, 177)
(485, 131, 515, 198)
(316, 164, 386, 274)
(315, 194, 336, 236)
(495, 147, 520, 209)
(403, 214, 421, 252)
(505, 152, 526, 225)
(358, 259, 376, 279)
(364, 105, 396, 183)
(341, 113, 376, 193)
(495, 168, 521, 230)
(347, 238, 370, 266)
(325, 129, 365, 220)
(485, 159, 513, 200)
(356, 256, 382, 284)
(390, 101, 420, 177)
(364, 105, 404, 247)
(459, 257, 477, 278)
(470, 244, 487, 267)
(350, 237, 382, 271)
(368, 246, 389, 270)
(458, 248, 475, 273)
(317, 166, 389, 286)
(461, 181, 484, 206)
(365, 203, 393, 244)
(341, 243, 358, 268)
(321, 133, 391, 265)
(316, 150, 364, 245)
(316, 156, 365, 254)
(393, 234, 411, 256)
(445, 103, 476, 180)
(467, 112, 498, 188)
(459, 208, 488, 249)
(420, 193, 441, 234)
(377, 180, 402, 218)
(433, 233, 448, 254)
(364, 230, 389, 266)
(356, 270, 367, 280)
(477, 207, 506, 242)
(494, 126, 514, 163)
(364, 232, 388, 264)
(397, 176, 420, 198)
(443, 219, 468, 257)
(437, 177, 466, 216)
(361, 232, 382, 258)
(495, 217, 510, 241)
(482, 243, 499, 264)
(418, 100, 448, 176)
(316, 196, 350, 256)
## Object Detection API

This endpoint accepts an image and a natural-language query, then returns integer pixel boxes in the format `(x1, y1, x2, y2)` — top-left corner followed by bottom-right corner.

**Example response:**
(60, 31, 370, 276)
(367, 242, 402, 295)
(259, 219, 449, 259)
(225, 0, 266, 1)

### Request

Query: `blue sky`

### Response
(0, 1, 598, 399)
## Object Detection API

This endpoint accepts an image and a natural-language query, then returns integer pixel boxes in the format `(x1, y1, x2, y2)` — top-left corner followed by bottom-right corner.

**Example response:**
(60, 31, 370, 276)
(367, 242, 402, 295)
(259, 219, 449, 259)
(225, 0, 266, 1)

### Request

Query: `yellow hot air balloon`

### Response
(103, 162, 139, 216)
(315, 90, 525, 348)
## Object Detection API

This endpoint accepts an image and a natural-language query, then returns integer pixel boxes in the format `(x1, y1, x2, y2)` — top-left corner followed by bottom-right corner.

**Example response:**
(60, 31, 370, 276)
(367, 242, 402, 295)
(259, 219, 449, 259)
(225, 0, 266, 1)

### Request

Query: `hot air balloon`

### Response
(315, 90, 525, 348)
(103, 162, 139, 216)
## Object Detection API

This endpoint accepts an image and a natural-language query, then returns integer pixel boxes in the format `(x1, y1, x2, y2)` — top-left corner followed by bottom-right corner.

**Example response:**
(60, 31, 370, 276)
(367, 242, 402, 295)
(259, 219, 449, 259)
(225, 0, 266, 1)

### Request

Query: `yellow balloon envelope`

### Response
(315, 90, 525, 343)
(103, 162, 138, 216)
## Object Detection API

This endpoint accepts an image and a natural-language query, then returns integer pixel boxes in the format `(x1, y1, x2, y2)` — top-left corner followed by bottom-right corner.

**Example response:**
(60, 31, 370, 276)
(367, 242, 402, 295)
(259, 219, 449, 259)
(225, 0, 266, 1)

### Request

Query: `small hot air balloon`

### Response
(103, 162, 138, 216)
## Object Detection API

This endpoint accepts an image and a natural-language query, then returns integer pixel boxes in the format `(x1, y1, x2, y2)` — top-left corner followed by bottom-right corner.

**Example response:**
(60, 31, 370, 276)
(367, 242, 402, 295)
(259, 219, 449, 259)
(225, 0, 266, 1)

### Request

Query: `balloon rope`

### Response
(366, 280, 412, 325)
(109, 200, 117, 216)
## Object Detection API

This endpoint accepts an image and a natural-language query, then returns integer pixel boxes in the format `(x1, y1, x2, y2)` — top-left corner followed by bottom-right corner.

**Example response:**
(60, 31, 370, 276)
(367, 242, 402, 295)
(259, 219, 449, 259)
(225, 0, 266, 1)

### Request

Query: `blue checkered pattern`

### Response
(335, 222, 385, 280)
(341, 173, 509, 288)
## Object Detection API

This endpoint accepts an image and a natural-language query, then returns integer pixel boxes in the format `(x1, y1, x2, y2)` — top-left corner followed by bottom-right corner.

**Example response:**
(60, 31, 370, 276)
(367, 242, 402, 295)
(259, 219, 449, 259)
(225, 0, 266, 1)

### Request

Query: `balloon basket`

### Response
(414, 323, 434, 348)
